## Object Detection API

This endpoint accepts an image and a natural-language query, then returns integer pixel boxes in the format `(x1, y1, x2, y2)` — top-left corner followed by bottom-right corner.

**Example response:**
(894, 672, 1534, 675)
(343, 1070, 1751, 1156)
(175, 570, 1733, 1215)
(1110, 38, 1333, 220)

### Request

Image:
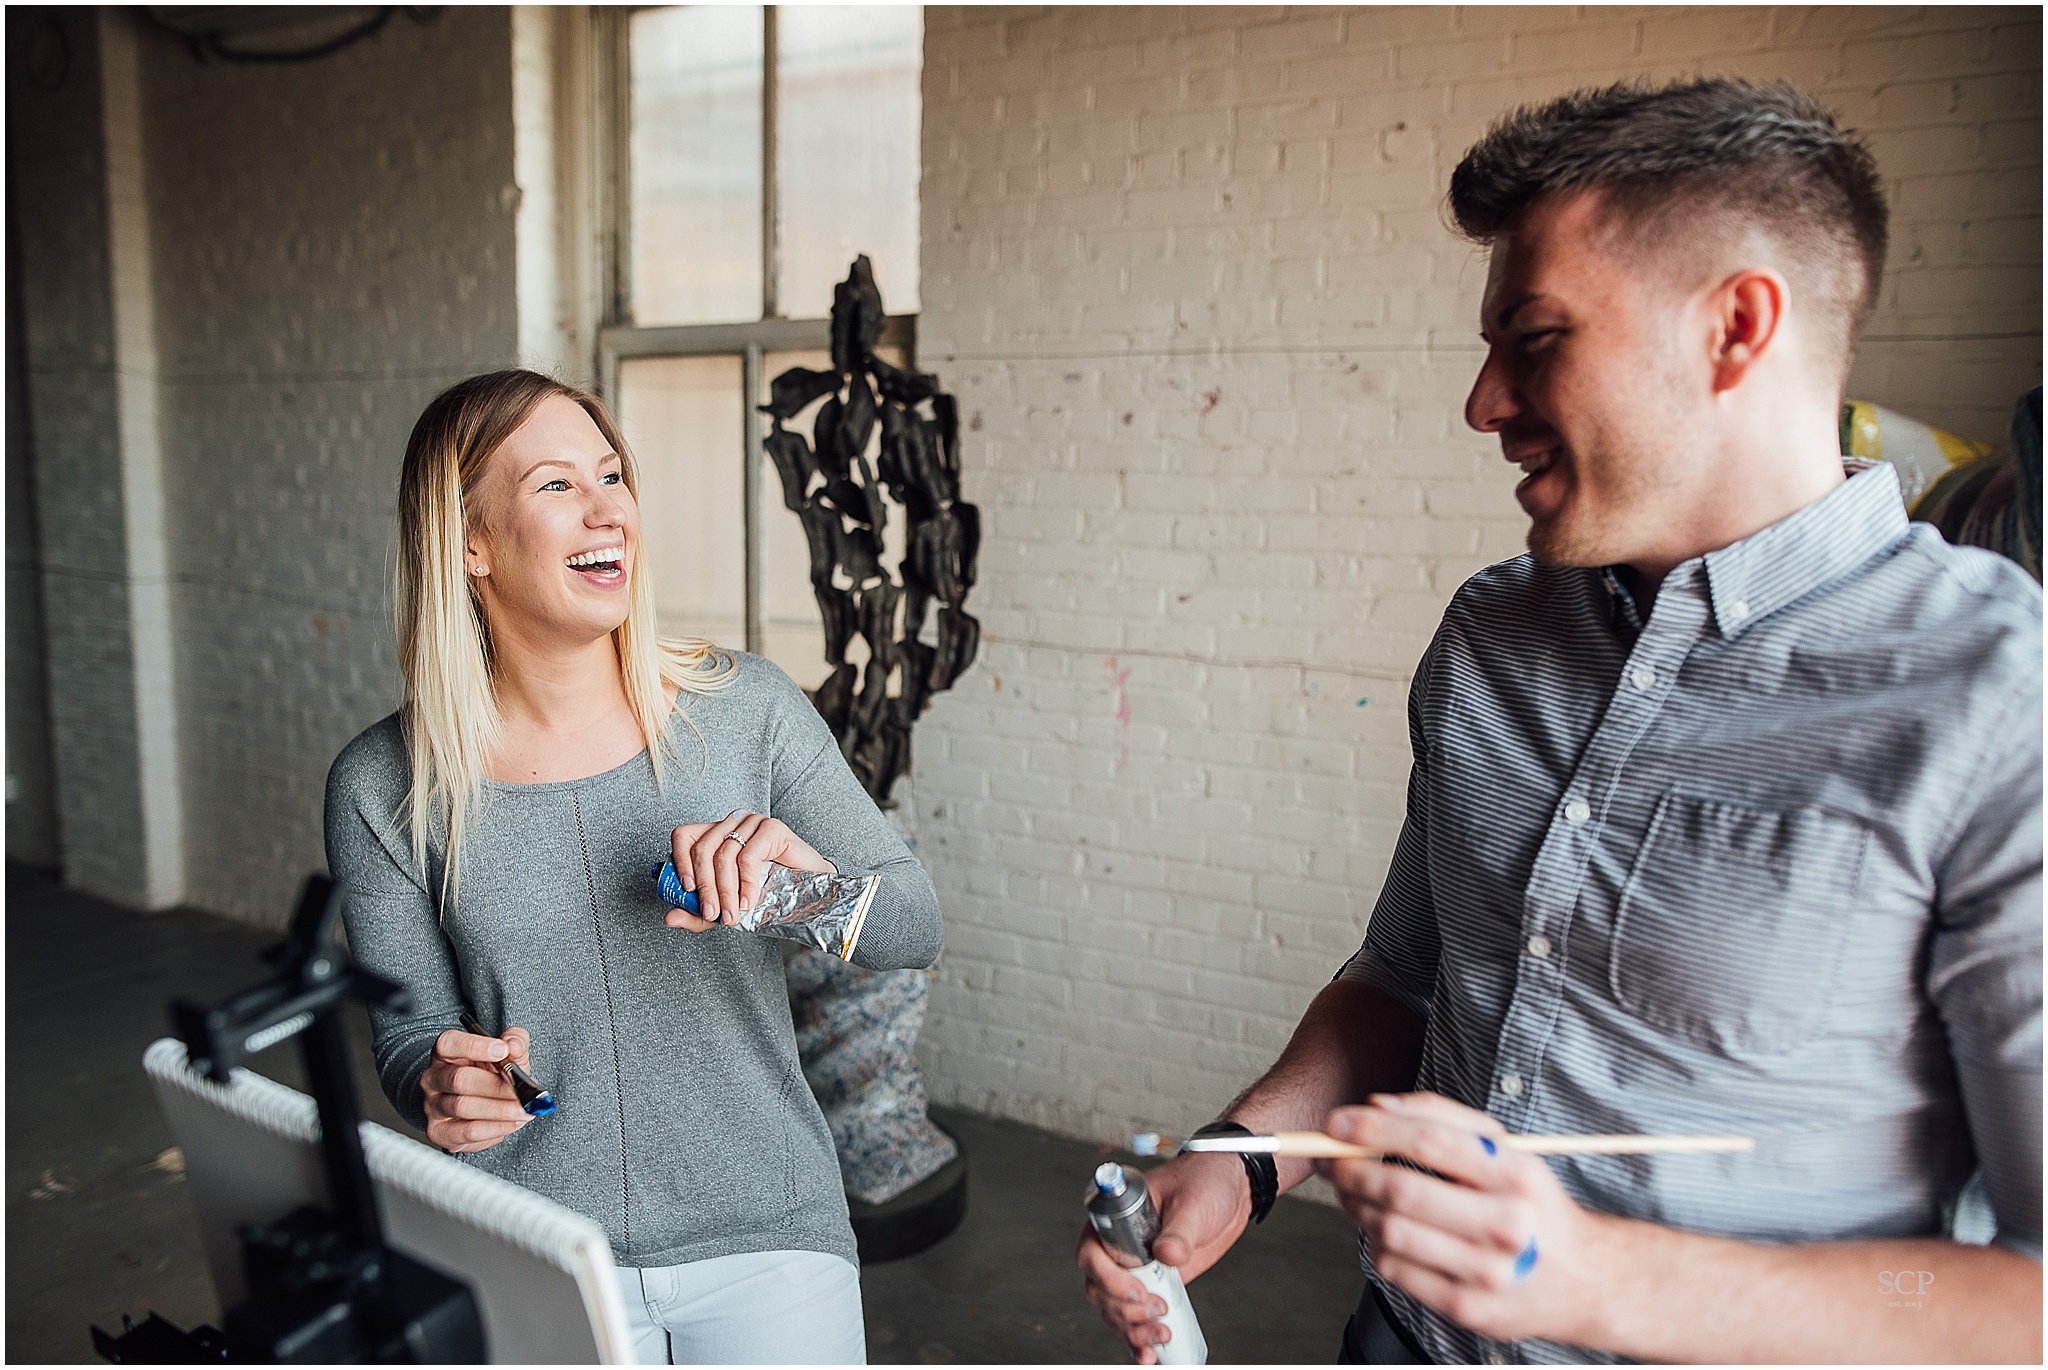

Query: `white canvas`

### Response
(144, 1037, 635, 1364)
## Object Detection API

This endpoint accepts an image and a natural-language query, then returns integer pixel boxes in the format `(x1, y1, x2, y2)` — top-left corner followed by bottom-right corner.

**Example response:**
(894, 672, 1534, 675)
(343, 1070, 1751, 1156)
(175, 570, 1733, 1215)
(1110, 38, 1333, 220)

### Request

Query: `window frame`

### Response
(594, 5, 920, 656)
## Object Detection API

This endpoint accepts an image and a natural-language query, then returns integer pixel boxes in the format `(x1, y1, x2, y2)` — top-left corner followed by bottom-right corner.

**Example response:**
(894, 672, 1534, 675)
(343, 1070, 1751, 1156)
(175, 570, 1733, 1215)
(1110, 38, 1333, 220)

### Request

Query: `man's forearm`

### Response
(1580, 1216, 2042, 1363)
(1221, 977, 1426, 1193)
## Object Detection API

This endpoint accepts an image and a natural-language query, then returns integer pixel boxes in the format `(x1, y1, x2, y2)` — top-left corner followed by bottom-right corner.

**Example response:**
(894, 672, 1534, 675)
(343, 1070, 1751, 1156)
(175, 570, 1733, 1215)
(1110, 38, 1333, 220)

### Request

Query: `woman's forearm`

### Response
(845, 855, 944, 970)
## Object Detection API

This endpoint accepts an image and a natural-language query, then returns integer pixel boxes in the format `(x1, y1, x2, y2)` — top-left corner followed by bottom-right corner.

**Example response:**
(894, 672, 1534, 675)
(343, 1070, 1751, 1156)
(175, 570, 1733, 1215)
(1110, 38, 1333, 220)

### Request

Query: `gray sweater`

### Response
(324, 651, 943, 1269)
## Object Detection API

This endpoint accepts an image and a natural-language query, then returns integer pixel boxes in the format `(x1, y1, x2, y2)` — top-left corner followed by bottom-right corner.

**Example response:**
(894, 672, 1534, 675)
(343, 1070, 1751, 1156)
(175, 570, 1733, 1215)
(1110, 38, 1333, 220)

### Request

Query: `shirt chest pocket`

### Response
(1608, 792, 1870, 1058)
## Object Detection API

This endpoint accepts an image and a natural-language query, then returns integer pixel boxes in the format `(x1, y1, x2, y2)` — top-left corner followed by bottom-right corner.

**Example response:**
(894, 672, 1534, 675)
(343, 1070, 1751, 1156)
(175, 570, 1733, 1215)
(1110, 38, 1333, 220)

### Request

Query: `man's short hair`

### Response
(1448, 78, 1889, 382)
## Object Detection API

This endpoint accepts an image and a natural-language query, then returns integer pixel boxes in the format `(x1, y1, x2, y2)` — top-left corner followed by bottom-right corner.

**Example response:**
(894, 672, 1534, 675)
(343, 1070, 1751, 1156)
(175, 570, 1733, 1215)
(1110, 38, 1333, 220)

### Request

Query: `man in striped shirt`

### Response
(1080, 79, 2041, 1362)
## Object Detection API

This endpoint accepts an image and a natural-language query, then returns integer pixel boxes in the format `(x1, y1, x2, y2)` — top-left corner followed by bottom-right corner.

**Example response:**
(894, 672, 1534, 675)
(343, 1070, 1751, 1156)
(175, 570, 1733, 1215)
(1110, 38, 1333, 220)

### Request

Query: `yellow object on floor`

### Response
(1840, 399, 1996, 506)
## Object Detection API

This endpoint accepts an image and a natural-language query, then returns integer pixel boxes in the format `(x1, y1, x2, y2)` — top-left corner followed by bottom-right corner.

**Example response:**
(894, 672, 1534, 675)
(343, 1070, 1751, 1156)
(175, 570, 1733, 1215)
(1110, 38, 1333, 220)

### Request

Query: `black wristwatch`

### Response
(1191, 1120, 1277, 1225)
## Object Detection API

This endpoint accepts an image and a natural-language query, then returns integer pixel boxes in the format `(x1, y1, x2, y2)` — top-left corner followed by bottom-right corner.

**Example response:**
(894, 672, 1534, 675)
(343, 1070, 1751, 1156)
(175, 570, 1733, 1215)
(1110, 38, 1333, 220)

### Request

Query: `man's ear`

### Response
(1708, 267, 1788, 395)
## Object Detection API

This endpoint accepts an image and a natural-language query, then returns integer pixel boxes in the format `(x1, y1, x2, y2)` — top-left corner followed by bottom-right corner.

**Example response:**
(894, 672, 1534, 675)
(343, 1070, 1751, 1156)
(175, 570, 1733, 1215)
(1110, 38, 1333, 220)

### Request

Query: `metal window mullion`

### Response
(598, 314, 916, 360)
(742, 342, 764, 654)
(598, 333, 619, 412)
(762, 4, 779, 321)
(744, 6, 777, 656)
(601, 6, 632, 331)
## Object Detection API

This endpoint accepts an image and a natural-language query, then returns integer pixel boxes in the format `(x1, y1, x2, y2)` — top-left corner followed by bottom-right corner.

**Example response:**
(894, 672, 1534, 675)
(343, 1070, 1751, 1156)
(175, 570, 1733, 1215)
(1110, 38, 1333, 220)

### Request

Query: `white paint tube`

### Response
(1085, 1162, 1209, 1365)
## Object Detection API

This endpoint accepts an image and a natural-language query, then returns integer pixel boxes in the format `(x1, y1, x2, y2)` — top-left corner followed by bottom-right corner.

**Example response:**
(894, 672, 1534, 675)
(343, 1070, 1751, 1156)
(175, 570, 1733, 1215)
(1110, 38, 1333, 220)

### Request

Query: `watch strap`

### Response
(1191, 1120, 1278, 1225)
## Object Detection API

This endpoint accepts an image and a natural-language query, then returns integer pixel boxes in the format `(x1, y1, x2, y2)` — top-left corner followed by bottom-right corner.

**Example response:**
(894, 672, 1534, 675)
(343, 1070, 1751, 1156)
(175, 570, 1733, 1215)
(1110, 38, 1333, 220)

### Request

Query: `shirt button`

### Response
(1527, 934, 1551, 959)
(1728, 599, 1750, 621)
(1629, 665, 1656, 692)
(1488, 1354, 1508, 1366)
(1563, 799, 1591, 825)
(1499, 1072, 1523, 1097)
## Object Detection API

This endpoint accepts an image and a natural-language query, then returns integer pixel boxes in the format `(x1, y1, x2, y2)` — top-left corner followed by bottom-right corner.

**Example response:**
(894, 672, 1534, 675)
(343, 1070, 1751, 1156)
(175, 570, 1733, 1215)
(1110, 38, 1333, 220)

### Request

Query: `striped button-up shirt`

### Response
(1340, 461, 2042, 1364)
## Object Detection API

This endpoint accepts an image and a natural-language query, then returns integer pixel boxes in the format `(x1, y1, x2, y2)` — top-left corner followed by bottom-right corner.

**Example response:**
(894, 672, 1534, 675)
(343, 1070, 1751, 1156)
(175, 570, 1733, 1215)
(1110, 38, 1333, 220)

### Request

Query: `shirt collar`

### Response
(1598, 566, 1647, 640)
(1694, 459, 1910, 638)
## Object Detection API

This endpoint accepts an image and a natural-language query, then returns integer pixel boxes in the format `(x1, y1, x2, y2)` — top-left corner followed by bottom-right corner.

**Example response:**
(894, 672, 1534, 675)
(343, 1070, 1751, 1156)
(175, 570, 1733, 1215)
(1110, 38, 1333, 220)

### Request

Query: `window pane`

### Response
(759, 346, 909, 690)
(618, 355, 746, 648)
(776, 7, 922, 317)
(630, 6, 763, 326)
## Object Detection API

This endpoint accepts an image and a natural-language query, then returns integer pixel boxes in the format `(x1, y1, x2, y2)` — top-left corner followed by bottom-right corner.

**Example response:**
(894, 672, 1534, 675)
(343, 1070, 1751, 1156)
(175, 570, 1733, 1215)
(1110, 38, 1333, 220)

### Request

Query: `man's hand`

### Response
(1323, 1092, 2044, 1363)
(421, 1027, 535, 1154)
(1077, 1153, 1249, 1364)
(1321, 1092, 1604, 1347)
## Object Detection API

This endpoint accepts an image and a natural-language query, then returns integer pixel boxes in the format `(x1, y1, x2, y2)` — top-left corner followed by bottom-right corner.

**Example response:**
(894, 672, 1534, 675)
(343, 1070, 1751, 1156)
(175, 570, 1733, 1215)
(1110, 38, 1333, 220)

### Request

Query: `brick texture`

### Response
(138, 10, 519, 926)
(910, 5, 2042, 1147)
(8, 10, 155, 905)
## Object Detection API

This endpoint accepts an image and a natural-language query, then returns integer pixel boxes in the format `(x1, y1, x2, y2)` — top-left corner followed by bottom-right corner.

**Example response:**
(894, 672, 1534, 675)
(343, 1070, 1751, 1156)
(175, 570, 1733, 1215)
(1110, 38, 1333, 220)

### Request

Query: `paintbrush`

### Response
(1130, 1130, 1753, 1159)
(460, 1011, 558, 1117)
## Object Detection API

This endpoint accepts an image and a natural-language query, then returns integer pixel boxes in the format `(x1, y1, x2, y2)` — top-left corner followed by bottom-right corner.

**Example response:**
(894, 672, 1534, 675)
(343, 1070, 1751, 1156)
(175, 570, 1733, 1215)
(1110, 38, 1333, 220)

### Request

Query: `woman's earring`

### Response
(470, 564, 488, 577)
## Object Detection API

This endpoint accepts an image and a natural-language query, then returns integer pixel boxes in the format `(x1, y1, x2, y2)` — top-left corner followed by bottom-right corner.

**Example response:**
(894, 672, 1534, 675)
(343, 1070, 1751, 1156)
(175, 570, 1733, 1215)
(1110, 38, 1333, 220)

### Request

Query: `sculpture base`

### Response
(847, 1122, 968, 1264)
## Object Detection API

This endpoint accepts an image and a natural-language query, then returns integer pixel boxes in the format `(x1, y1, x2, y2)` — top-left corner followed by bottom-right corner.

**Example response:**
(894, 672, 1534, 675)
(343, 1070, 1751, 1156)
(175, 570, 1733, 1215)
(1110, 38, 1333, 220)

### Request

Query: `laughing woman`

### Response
(325, 369, 941, 1364)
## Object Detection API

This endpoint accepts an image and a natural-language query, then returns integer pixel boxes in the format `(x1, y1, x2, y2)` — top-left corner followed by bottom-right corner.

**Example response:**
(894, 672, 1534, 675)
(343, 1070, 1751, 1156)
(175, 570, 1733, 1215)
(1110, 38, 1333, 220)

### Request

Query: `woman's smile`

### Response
(566, 542, 628, 587)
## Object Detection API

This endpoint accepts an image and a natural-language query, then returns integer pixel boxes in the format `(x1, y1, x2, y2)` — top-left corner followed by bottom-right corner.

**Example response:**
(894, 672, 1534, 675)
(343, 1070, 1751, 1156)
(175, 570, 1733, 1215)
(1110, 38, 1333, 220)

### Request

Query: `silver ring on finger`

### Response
(723, 831, 746, 847)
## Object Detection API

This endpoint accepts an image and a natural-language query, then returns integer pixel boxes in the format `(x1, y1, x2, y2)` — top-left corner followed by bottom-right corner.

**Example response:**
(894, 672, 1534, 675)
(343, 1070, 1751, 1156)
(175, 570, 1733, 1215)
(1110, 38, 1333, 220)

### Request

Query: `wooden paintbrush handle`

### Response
(1505, 1134, 1754, 1155)
(1240, 1132, 1753, 1159)
(1267, 1131, 1383, 1158)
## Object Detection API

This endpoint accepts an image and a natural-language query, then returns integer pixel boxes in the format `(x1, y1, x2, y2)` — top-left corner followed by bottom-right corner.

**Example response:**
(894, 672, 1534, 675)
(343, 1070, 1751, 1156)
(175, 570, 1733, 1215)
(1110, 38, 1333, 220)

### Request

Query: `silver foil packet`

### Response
(652, 859, 878, 961)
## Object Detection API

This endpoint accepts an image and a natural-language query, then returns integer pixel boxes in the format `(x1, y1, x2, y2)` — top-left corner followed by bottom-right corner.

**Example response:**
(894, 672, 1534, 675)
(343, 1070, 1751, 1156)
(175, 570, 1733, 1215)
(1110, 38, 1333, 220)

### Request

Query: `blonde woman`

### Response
(325, 369, 941, 1364)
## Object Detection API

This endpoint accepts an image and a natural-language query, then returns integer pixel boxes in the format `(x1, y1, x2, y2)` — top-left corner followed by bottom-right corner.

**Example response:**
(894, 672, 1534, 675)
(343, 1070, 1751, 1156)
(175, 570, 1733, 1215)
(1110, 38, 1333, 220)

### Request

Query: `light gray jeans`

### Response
(622, 1249, 866, 1365)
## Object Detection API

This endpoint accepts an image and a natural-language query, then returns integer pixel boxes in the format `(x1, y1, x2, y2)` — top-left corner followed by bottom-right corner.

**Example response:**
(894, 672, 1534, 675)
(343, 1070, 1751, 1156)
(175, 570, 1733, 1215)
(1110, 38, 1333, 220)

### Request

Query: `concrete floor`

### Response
(7, 863, 1366, 1364)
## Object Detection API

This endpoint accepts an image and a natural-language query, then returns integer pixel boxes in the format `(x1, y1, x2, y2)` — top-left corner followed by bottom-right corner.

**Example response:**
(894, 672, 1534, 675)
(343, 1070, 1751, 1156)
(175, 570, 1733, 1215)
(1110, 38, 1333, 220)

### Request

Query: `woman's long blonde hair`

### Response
(396, 369, 734, 906)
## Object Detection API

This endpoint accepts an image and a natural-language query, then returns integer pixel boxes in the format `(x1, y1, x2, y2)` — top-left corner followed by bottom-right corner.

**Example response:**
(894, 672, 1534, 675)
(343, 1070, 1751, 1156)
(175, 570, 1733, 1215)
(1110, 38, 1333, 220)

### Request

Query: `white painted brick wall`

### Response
(911, 5, 2041, 1149)
(11, 10, 519, 925)
(9, 10, 156, 905)
(140, 10, 519, 926)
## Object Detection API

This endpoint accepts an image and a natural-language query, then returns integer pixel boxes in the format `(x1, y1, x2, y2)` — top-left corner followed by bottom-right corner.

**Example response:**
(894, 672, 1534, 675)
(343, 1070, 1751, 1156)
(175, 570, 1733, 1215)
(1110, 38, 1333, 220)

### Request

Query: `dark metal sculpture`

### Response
(763, 256, 980, 806)
(771, 260, 973, 1258)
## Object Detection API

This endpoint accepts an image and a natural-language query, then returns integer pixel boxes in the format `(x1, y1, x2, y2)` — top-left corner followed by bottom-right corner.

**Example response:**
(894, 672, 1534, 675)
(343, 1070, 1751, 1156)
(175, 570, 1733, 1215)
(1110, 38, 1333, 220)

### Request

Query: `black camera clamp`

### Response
(93, 874, 484, 1363)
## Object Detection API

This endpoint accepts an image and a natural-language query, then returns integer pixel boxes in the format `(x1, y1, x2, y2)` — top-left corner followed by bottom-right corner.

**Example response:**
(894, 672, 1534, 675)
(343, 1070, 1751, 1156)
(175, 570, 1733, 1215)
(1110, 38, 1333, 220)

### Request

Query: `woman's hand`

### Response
(663, 809, 837, 931)
(421, 1027, 534, 1154)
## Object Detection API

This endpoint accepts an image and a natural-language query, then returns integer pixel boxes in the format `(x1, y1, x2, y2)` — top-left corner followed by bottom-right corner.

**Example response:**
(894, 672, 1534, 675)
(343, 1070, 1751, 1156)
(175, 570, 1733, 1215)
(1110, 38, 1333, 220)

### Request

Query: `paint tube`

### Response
(651, 859, 879, 962)
(1085, 1162, 1209, 1365)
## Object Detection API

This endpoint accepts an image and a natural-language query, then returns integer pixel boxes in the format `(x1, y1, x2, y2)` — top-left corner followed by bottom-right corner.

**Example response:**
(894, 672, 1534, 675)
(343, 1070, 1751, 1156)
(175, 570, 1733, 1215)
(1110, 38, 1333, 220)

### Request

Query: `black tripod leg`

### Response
(301, 1010, 384, 1258)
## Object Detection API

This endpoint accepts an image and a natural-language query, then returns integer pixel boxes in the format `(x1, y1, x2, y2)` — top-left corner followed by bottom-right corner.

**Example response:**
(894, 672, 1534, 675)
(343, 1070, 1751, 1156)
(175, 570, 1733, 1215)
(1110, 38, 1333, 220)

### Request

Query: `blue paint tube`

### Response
(651, 859, 879, 961)
(652, 860, 701, 915)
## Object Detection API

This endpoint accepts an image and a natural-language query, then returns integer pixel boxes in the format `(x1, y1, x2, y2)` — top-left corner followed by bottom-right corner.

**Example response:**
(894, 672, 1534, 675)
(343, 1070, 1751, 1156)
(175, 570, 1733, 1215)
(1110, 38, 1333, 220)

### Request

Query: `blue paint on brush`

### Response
(459, 1011, 557, 1118)
(652, 861, 701, 915)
